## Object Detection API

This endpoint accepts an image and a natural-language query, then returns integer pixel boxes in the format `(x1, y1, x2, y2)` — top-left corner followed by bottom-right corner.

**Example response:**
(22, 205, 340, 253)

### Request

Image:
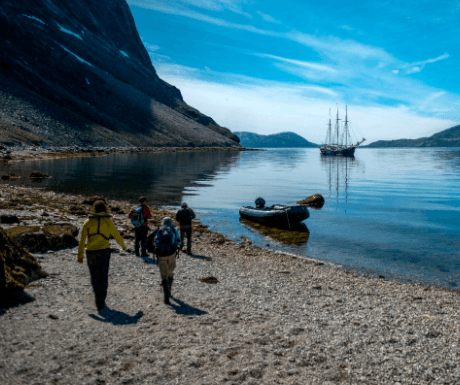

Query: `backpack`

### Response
(155, 227, 178, 256)
(147, 230, 157, 253)
(87, 215, 111, 240)
(130, 205, 144, 228)
(177, 208, 193, 225)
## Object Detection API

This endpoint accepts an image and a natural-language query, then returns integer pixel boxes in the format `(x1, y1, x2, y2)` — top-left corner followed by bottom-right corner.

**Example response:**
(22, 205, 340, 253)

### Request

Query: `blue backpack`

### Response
(156, 227, 178, 256)
(130, 206, 144, 228)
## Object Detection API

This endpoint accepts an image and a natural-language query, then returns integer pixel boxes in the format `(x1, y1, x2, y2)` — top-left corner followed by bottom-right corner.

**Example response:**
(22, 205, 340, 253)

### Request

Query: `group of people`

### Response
(77, 197, 196, 310)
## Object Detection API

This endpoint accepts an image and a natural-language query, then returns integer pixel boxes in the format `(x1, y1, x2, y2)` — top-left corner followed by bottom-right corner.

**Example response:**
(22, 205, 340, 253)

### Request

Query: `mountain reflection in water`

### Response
(0, 151, 241, 205)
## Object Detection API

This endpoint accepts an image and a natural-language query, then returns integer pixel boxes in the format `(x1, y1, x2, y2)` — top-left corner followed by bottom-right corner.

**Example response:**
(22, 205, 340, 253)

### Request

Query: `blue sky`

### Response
(127, 0, 460, 143)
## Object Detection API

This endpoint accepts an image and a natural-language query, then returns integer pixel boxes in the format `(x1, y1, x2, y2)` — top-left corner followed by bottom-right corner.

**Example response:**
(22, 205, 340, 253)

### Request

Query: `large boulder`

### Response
(297, 194, 325, 209)
(29, 170, 51, 182)
(7, 223, 79, 252)
(0, 226, 47, 303)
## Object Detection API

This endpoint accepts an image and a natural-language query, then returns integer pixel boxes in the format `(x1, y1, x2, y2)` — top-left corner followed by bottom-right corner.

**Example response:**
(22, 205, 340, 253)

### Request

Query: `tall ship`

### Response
(319, 105, 365, 156)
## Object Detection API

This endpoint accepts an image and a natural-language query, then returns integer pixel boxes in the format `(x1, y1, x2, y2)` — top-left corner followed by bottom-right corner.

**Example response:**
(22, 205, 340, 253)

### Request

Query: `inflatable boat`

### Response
(239, 204, 309, 228)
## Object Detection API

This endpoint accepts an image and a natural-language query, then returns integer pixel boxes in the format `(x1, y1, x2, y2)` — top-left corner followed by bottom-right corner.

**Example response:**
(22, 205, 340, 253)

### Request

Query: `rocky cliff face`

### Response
(0, 0, 240, 147)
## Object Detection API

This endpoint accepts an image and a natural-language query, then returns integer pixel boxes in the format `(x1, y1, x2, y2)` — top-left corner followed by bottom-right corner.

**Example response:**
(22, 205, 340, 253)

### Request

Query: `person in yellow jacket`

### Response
(78, 200, 126, 310)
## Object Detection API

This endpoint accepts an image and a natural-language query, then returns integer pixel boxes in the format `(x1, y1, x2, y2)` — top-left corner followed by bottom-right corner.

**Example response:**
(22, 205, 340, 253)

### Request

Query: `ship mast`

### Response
(344, 105, 349, 146)
(328, 108, 332, 145)
(335, 105, 340, 145)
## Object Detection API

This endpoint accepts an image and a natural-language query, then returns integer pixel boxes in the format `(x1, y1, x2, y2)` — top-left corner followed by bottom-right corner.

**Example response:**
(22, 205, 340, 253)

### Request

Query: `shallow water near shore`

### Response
(2, 148, 460, 288)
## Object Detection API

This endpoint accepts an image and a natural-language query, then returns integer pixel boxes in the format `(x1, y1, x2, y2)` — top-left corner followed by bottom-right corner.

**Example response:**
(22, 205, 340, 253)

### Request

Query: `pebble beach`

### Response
(1, 183, 460, 385)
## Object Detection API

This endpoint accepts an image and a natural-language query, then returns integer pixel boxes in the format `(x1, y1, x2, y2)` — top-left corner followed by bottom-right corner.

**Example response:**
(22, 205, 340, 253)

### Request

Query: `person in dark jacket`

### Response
(175, 202, 196, 254)
(128, 196, 152, 257)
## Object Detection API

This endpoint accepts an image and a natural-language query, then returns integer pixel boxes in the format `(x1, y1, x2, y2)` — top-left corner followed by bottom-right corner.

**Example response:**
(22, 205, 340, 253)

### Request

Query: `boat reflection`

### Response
(320, 155, 363, 206)
(239, 218, 310, 246)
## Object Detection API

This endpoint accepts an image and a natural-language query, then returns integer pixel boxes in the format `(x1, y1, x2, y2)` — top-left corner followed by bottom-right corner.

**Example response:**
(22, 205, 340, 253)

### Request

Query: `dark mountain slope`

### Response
(0, 0, 240, 147)
(234, 131, 318, 148)
(366, 125, 460, 148)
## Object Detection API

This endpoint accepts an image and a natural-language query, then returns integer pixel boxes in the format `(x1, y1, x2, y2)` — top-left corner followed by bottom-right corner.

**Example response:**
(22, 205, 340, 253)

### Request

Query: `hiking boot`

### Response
(161, 279, 170, 304)
(168, 277, 174, 295)
(96, 300, 106, 311)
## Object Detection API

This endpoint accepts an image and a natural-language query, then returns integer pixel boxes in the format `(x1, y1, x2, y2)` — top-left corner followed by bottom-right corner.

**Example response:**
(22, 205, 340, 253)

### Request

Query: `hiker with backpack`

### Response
(175, 202, 196, 254)
(78, 200, 127, 311)
(154, 217, 181, 304)
(128, 196, 152, 257)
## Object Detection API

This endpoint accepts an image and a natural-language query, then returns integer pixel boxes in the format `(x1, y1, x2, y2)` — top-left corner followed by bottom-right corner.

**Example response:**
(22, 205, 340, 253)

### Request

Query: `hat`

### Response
(161, 217, 173, 228)
(181, 202, 188, 208)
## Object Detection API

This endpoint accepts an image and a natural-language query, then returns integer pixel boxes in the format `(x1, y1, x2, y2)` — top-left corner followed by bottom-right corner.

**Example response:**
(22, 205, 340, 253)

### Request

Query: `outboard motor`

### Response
(255, 197, 266, 208)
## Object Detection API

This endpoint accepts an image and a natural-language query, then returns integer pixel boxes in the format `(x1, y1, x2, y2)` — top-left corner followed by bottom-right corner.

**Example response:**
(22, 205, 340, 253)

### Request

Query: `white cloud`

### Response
(257, 53, 337, 73)
(144, 43, 160, 52)
(128, 0, 278, 35)
(129, 0, 459, 139)
(418, 91, 446, 110)
(407, 66, 422, 74)
(256, 11, 281, 24)
(403, 53, 450, 74)
(154, 63, 457, 143)
(128, 0, 252, 18)
(286, 32, 395, 62)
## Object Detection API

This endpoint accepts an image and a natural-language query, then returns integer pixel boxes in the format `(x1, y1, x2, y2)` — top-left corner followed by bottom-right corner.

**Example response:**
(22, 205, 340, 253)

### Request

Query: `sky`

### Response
(126, 0, 460, 144)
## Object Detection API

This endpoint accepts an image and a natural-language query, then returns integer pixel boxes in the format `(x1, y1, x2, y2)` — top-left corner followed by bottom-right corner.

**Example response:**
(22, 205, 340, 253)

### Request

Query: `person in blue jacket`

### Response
(154, 217, 181, 304)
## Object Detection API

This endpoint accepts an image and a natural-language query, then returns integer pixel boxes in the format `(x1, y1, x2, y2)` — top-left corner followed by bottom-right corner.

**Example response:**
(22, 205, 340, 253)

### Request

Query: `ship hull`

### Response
(239, 205, 309, 228)
(319, 146, 355, 157)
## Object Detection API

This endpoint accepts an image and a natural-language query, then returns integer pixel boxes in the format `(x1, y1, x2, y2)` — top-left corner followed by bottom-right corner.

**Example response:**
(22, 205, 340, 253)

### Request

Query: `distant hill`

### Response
(234, 131, 318, 148)
(366, 125, 460, 148)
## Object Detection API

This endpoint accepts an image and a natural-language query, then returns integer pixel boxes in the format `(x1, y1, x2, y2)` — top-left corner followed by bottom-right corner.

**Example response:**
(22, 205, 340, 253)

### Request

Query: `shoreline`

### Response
(0, 145, 260, 164)
(1, 184, 460, 384)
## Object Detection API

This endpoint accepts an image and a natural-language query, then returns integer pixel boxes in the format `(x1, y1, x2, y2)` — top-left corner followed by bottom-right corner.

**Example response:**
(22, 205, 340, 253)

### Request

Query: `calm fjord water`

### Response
(2, 148, 460, 288)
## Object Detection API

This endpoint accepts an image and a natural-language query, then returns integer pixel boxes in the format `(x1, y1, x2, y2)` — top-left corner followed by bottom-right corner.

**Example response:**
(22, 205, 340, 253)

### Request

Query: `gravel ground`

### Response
(1, 184, 460, 384)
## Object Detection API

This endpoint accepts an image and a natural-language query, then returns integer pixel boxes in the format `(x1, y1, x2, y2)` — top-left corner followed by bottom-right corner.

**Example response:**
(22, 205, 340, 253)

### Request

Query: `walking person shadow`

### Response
(89, 307, 144, 325)
(186, 253, 212, 261)
(168, 297, 207, 316)
(141, 255, 156, 265)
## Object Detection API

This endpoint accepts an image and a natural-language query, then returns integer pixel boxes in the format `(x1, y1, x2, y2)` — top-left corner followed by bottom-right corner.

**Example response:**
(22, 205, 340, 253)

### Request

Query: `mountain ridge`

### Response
(0, 0, 240, 148)
(234, 131, 318, 148)
(366, 125, 460, 148)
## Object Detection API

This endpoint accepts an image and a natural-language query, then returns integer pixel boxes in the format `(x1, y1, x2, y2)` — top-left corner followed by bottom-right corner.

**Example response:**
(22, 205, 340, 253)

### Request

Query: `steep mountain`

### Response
(366, 125, 460, 148)
(0, 0, 240, 148)
(234, 131, 318, 148)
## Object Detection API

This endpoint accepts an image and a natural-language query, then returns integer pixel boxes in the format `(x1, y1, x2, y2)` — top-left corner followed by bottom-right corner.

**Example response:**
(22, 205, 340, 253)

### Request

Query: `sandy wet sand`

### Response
(1, 183, 460, 384)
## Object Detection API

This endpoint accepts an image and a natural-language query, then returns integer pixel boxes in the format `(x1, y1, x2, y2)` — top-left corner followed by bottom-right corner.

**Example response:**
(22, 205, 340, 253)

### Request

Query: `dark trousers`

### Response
(134, 226, 149, 254)
(86, 249, 111, 307)
(180, 225, 192, 253)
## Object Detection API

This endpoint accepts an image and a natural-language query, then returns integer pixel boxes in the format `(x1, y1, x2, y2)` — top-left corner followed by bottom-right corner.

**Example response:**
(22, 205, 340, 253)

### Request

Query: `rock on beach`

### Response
(0, 183, 460, 384)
